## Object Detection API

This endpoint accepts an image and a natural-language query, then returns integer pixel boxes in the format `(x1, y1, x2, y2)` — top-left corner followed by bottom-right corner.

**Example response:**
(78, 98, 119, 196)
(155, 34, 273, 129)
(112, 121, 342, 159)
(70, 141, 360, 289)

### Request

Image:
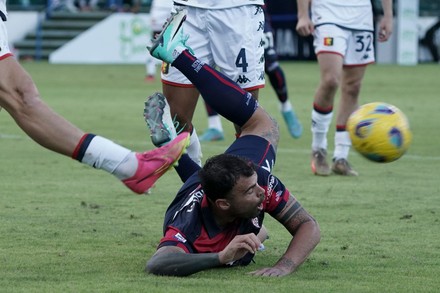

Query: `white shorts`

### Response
(161, 5, 265, 90)
(0, 21, 12, 59)
(150, 5, 173, 33)
(313, 24, 375, 66)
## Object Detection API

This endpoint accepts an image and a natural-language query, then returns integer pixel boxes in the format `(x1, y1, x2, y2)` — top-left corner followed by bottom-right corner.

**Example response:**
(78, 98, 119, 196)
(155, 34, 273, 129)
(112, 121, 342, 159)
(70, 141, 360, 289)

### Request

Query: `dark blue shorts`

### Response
(225, 135, 276, 168)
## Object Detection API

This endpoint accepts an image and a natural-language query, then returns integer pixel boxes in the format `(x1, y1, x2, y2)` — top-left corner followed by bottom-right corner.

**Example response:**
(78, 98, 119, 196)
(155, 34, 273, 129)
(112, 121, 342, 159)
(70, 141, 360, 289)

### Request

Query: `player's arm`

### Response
(296, 0, 314, 36)
(146, 233, 261, 276)
(251, 195, 320, 277)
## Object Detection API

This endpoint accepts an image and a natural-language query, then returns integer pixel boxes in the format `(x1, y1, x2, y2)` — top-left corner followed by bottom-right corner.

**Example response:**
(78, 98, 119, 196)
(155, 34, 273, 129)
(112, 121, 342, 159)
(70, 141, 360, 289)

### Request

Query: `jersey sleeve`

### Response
(157, 226, 194, 253)
(260, 170, 290, 216)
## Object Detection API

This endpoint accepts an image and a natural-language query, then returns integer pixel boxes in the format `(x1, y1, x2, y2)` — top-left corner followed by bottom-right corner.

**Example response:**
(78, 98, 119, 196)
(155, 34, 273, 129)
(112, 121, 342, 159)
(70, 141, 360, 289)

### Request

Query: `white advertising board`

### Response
(396, 0, 419, 65)
(50, 13, 152, 64)
(5, 11, 39, 44)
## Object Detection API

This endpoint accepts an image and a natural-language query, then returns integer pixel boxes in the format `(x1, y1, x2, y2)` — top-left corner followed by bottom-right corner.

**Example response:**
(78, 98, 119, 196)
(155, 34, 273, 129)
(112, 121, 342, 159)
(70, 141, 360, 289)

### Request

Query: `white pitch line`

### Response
(0, 133, 27, 139)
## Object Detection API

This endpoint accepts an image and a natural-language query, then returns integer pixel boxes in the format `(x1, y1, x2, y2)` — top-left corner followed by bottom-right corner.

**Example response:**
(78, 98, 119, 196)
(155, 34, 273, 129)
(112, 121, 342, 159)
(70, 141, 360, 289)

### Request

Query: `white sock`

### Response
(187, 129, 203, 166)
(208, 115, 223, 132)
(311, 109, 333, 151)
(81, 136, 136, 180)
(146, 54, 160, 76)
(333, 131, 351, 160)
(279, 101, 292, 113)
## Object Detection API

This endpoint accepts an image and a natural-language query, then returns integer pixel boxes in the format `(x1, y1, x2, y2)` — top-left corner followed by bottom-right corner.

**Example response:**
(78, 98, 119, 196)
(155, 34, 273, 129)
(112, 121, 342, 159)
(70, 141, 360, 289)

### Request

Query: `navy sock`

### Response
(175, 154, 201, 183)
(267, 66, 288, 103)
(205, 102, 218, 117)
(172, 50, 258, 127)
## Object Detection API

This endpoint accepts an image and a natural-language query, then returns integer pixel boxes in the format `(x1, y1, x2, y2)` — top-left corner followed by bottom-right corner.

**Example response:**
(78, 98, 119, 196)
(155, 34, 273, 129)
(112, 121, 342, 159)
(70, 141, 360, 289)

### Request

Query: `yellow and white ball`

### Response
(347, 102, 412, 163)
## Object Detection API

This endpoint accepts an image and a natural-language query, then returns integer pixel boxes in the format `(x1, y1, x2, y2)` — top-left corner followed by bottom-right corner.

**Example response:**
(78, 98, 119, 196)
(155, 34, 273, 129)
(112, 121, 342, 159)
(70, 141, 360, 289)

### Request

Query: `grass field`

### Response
(1, 61, 439, 293)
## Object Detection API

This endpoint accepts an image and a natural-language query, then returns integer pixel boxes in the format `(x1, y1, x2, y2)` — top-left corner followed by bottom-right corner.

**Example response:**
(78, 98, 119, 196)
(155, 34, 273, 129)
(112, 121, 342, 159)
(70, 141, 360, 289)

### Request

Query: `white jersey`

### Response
(150, 0, 173, 10)
(1, 0, 7, 17)
(173, 0, 264, 9)
(312, 0, 373, 31)
(150, 0, 173, 32)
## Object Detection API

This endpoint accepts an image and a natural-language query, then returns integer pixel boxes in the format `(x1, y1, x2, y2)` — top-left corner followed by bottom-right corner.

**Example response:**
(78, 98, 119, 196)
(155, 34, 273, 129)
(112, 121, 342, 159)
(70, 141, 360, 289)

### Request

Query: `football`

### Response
(347, 102, 412, 163)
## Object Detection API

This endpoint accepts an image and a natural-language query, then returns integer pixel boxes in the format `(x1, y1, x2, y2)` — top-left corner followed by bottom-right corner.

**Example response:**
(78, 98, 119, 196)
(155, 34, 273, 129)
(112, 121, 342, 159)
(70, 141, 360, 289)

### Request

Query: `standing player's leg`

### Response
(162, 83, 203, 166)
(330, 65, 364, 176)
(310, 52, 342, 176)
(331, 29, 374, 176)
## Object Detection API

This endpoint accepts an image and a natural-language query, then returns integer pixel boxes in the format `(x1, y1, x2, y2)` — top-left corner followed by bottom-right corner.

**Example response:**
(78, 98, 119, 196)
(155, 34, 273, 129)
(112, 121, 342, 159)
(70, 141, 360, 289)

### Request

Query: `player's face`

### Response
(228, 172, 265, 219)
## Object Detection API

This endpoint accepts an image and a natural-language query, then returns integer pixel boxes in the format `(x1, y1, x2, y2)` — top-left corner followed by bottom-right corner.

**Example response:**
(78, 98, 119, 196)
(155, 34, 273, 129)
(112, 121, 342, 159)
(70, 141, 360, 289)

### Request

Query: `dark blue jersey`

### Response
(157, 135, 291, 264)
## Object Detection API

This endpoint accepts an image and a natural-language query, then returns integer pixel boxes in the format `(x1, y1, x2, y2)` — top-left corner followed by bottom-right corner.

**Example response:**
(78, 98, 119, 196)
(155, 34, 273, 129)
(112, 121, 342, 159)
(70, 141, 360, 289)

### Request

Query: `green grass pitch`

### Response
(0, 61, 439, 292)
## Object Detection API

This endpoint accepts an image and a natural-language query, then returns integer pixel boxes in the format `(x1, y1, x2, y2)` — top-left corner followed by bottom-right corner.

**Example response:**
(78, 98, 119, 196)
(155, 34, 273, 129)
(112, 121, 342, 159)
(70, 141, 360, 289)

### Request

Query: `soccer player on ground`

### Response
(296, 0, 393, 176)
(0, 0, 189, 194)
(199, 4, 303, 142)
(143, 9, 320, 277)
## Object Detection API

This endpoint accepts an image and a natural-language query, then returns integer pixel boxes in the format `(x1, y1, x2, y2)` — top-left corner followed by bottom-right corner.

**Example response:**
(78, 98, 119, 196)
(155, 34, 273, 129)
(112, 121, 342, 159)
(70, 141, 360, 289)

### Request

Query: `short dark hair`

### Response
(199, 154, 256, 201)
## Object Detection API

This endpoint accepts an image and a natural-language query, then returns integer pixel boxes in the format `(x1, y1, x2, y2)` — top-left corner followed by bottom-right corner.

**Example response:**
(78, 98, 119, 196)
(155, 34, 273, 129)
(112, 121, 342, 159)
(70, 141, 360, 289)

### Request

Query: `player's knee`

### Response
(321, 74, 340, 92)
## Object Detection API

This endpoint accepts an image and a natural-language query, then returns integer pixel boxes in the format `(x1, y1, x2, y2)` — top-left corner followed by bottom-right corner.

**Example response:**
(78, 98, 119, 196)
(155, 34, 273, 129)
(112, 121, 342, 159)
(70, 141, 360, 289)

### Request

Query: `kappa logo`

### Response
(254, 5, 263, 15)
(258, 21, 264, 32)
(236, 75, 251, 84)
(261, 159, 274, 173)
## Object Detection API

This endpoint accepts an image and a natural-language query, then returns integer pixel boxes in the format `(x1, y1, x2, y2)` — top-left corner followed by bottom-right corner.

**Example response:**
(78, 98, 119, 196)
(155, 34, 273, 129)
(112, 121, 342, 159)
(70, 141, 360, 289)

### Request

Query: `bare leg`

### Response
(0, 57, 83, 156)
(314, 53, 343, 107)
(337, 65, 367, 126)
(163, 83, 202, 165)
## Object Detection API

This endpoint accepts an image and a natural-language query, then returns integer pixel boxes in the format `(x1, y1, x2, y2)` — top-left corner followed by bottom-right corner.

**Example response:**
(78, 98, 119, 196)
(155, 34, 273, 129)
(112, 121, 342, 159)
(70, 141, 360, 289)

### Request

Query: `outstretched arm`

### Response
(146, 233, 262, 276)
(250, 195, 320, 277)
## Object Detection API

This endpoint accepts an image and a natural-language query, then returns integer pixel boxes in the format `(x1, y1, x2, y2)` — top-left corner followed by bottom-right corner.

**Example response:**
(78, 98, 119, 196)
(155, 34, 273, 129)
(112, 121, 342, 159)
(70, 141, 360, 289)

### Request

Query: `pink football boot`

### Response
(122, 132, 190, 194)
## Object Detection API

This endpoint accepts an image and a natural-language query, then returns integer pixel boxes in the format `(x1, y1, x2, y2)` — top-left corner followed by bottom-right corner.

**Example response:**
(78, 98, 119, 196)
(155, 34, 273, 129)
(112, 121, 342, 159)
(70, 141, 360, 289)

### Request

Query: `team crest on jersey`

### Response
(324, 37, 334, 46)
(173, 232, 187, 243)
(252, 217, 260, 228)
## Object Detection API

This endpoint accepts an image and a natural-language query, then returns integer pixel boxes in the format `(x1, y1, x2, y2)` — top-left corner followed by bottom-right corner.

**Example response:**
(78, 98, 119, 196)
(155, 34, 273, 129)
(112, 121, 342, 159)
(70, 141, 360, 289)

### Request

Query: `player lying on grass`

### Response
(143, 9, 320, 277)
(0, 0, 189, 194)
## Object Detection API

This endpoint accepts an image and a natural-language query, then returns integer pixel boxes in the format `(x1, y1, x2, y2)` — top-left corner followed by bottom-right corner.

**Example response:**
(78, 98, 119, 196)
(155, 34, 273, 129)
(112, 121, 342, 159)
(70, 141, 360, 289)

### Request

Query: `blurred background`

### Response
(5, 0, 440, 64)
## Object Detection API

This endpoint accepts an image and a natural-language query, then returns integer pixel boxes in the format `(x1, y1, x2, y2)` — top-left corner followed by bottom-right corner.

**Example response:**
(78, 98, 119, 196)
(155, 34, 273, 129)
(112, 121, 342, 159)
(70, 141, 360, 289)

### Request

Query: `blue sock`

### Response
(172, 50, 258, 127)
(175, 154, 201, 183)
